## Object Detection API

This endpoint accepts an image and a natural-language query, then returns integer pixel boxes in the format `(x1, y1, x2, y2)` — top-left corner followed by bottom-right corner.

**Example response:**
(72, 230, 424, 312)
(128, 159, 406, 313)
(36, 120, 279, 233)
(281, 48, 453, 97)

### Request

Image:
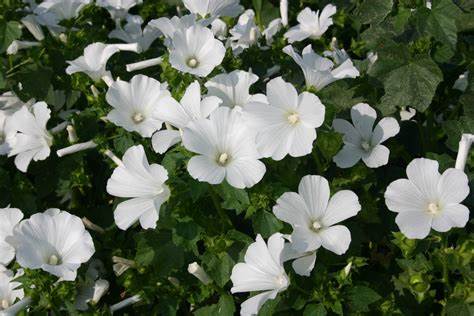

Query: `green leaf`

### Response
(202, 252, 234, 287)
(445, 299, 473, 316)
(303, 303, 327, 316)
(194, 294, 235, 316)
(252, 211, 284, 238)
(0, 20, 21, 53)
(13, 65, 53, 100)
(346, 286, 382, 312)
(443, 117, 474, 151)
(215, 182, 249, 214)
(315, 130, 343, 162)
(354, 0, 393, 25)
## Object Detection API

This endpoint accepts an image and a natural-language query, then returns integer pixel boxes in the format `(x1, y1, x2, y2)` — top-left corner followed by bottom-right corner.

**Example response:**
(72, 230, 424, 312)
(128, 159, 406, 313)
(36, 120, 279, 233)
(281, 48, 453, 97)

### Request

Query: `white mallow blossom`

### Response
(0, 268, 24, 311)
(34, 0, 91, 20)
(149, 14, 208, 47)
(211, 19, 228, 40)
(230, 233, 289, 316)
(152, 81, 221, 154)
(182, 107, 266, 189)
(108, 15, 161, 52)
(283, 44, 359, 91)
(106, 74, 174, 137)
(205, 70, 266, 109)
(273, 175, 361, 255)
(96, 0, 142, 21)
(244, 77, 325, 160)
(229, 9, 260, 55)
(169, 24, 226, 77)
(6, 102, 53, 173)
(7, 209, 95, 281)
(332, 103, 400, 169)
(0, 207, 23, 266)
(106, 145, 171, 230)
(284, 4, 337, 43)
(183, 0, 243, 19)
(385, 158, 470, 239)
(263, 18, 282, 46)
(66, 42, 138, 81)
(0, 111, 11, 155)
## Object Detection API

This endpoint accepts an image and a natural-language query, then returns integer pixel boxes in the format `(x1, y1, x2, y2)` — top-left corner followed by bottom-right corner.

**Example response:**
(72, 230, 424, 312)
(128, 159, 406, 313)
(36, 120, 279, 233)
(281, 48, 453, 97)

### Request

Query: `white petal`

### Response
(292, 252, 316, 276)
(182, 119, 217, 157)
(350, 103, 377, 141)
(371, 117, 400, 144)
(332, 119, 362, 145)
(225, 158, 266, 189)
(273, 192, 312, 227)
(361, 144, 390, 168)
(187, 155, 225, 185)
(291, 227, 321, 252)
(288, 125, 316, 158)
(151, 130, 181, 154)
(114, 197, 157, 230)
(319, 225, 351, 255)
(322, 190, 361, 226)
(298, 175, 329, 220)
(437, 168, 470, 204)
(266, 77, 298, 111)
(395, 211, 432, 239)
(297, 92, 325, 128)
(333, 144, 363, 168)
(432, 204, 469, 232)
(385, 179, 427, 213)
(240, 290, 279, 316)
(406, 158, 440, 202)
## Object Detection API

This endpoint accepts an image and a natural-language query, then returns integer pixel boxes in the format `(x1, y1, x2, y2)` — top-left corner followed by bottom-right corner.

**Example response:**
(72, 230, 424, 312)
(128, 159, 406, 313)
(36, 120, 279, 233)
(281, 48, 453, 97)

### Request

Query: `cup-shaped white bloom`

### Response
(96, 0, 142, 20)
(7, 209, 95, 281)
(284, 5, 336, 43)
(182, 107, 266, 189)
(244, 77, 325, 160)
(230, 233, 289, 316)
(385, 158, 470, 239)
(229, 9, 261, 55)
(34, 0, 91, 20)
(0, 269, 24, 311)
(6, 102, 53, 172)
(152, 81, 221, 153)
(106, 75, 173, 137)
(149, 14, 205, 46)
(109, 15, 161, 52)
(183, 0, 243, 18)
(273, 175, 361, 254)
(283, 44, 359, 91)
(332, 103, 400, 169)
(0, 208, 23, 266)
(211, 18, 228, 40)
(66, 42, 134, 81)
(169, 24, 226, 77)
(106, 145, 171, 230)
(205, 70, 266, 109)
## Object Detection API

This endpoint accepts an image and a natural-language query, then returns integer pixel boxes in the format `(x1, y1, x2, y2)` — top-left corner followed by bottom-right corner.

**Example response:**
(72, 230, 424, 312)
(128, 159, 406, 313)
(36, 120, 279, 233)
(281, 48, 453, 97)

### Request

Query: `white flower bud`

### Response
(126, 57, 163, 72)
(6, 40, 40, 55)
(56, 140, 97, 157)
(91, 279, 109, 304)
(280, 0, 288, 26)
(66, 125, 78, 143)
(455, 133, 474, 171)
(187, 262, 212, 285)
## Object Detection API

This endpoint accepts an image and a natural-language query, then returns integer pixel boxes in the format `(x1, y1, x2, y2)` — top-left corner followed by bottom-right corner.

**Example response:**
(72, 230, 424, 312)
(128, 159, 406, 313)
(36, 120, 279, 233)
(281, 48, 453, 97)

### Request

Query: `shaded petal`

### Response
(319, 225, 351, 255)
(187, 155, 225, 185)
(437, 168, 470, 204)
(372, 117, 400, 144)
(333, 144, 363, 168)
(395, 211, 432, 239)
(240, 290, 279, 316)
(350, 103, 377, 141)
(151, 130, 181, 154)
(225, 158, 266, 189)
(273, 192, 312, 227)
(332, 118, 361, 145)
(114, 197, 157, 230)
(406, 158, 440, 202)
(292, 252, 316, 276)
(361, 144, 390, 168)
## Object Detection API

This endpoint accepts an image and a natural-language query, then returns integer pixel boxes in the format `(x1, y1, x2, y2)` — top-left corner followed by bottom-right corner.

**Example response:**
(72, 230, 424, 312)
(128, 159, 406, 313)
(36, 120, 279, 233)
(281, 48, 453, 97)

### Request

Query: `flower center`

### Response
(132, 112, 145, 124)
(311, 220, 322, 232)
(426, 202, 440, 215)
(361, 141, 371, 151)
(217, 152, 229, 166)
(1, 299, 9, 310)
(48, 254, 60, 265)
(287, 113, 299, 125)
(187, 57, 199, 68)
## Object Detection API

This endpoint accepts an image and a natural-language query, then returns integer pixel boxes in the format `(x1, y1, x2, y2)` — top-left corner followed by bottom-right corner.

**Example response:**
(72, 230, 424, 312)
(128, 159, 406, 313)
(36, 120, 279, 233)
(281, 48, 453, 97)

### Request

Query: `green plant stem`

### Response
(209, 186, 232, 229)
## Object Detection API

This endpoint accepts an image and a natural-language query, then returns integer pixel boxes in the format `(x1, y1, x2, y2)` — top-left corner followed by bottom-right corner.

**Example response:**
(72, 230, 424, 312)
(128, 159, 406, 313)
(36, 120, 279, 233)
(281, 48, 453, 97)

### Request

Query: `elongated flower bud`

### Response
(187, 262, 212, 285)
(67, 125, 78, 143)
(6, 40, 40, 55)
(280, 0, 288, 26)
(109, 294, 141, 314)
(92, 279, 109, 304)
(56, 140, 97, 157)
(455, 133, 474, 171)
(126, 57, 163, 72)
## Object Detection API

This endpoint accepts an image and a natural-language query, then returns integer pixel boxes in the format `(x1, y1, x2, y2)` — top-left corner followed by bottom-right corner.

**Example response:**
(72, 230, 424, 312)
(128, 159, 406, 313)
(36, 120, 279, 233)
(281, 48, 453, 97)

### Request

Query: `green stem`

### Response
(209, 186, 232, 229)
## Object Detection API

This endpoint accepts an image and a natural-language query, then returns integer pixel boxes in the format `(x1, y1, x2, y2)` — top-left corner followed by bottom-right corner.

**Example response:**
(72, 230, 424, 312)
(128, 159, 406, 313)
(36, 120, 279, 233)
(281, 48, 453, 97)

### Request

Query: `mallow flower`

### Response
(7, 209, 95, 281)
(0, 268, 24, 311)
(229, 9, 260, 55)
(205, 70, 266, 109)
(0, 111, 11, 155)
(169, 24, 226, 77)
(96, 0, 142, 21)
(183, 0, 243, 19)
(6, 102, 53, 172)
(149, 14, 208, 47)
(284, 5, 336, 43)
(108, 15, 161, 52)
(106, 145, 171, 230)
(332, 103, 400, 168)
(182, 107, 266, 189)
(273, 175, 361, 255)
(106, 74, 174, 137)
(0, 207, 23, 266)
(385, 158, 470, 239)
(152, 81, 221, 154)
(230, 233, 289, 316)
(34, 0, 91, 20)
(283, 44, 359, 91)
(244, 77, 325, 160)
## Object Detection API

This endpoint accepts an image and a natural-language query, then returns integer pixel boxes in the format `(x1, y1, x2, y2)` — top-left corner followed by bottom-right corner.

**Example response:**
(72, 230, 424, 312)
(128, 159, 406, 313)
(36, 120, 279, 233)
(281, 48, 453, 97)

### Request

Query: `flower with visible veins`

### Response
(182, 107, 266, 189)
(34, 0, 91, 20)
(7, 209, 95, 281)
(273, 175, 361, 255)
(106, 145, 171, 230)
(229, 9, 260, 55)
(0, 267, 24, 311)
(108, 15, 162, 52)
(244, 77, 325, 160)
(183, 0, 243, 19)
(385, 158, 470, 239)
(332, 103, 400, 168)
(284, 4, 336, 43)
(230, 233, 289, 316)
(0, 207, 23, 266)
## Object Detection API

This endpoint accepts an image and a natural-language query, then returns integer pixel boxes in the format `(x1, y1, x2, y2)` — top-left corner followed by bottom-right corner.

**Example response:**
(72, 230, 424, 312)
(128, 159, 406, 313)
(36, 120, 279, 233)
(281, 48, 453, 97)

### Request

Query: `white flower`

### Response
(205, 70, 266, 109)
(7, 209, 95, 281)
(281, 238, 317, 277)
(385, 158, 470, 239)
(263, 18, 282, 46)
(96, 0, 142, 21)
(323, 38, 350, 65)
(152, 81, 221, 153)
(211, 18, 228, 40)
(108, 15, 161, 52)
(244, 77, 325, 160)
(106, 145, 170, 230)
(6, 40, 41, 55)
(66, 42, 138, 81)
(230, 233, 289, 316)
(182, 107, 266, 189)
(273, 175, 361, 254)
(149, 14, 206, 46)
(453, 70, 469, 92)
(0, 207, 23, 266)
(183, 0, 243, 19)
(229, 9, 260, 55)
(284, 5, 336, 43)
(169, 24, 226, 77)
(6, 102, 53, 172)
(283, 44, 359, 91)
(332, 103, 400, 169)
(0, 269, 24, 311)
(0, 111, 12, 155)
(106, 74, 174, 137)
(34, 0, 91, 20)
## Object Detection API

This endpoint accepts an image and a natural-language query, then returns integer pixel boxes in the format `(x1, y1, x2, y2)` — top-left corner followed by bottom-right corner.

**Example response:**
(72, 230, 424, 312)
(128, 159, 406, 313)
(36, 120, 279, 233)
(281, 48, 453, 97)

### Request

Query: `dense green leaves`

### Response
(0, 20, 21, 53)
